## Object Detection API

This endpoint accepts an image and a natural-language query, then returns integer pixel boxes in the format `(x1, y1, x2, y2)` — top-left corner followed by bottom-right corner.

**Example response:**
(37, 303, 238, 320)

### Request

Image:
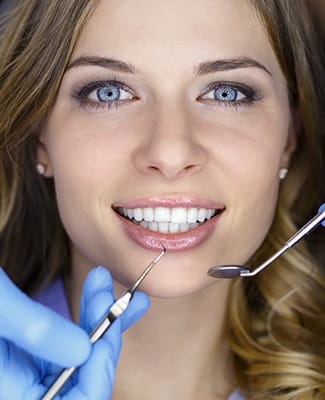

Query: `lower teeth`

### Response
(132, 220, 203, 234)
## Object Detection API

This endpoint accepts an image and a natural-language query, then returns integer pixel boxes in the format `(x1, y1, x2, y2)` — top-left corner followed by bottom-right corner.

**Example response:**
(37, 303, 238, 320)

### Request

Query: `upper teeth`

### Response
(118, 207, 217, 224)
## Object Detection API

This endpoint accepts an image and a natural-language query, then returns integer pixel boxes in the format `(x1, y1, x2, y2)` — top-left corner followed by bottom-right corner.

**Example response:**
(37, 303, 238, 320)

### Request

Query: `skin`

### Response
(38, 0, 296, 398)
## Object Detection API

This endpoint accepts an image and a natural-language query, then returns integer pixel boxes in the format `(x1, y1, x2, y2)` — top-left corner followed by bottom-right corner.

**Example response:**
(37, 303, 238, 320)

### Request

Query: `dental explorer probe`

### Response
(208, 203, 325, 279)
(41, 246, 166, 400)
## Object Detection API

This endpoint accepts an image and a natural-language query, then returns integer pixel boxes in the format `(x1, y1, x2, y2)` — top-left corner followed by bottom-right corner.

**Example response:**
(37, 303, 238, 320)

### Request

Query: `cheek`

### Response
(41, 113, 142, 243)
(201, 111, 287, 187)
(43, 113, 136, 181)
(196, 108, 289, 252)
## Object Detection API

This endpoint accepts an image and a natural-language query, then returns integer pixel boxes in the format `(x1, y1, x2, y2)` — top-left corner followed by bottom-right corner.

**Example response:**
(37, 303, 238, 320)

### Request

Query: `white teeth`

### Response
(133, 208, 143, 222)
(140, 221, 148, 229)
(148, 221, 158, 232)
(170, 207, 187, 224)
(117, 206, 220, 233)
(187, 208, 198, 223)
(197, 208, 207, 222)
(206, 209, 214, 219)
(143, 207, 154, 222)
(180, 223, 190, 232)
(154, 207, 171, 222)
(169, 222, 180, 233)
(158, 222, 169, 233)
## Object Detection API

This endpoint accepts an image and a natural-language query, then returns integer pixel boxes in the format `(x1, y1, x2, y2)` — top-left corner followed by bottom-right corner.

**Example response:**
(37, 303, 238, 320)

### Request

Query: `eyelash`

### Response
(198, 81, 259, 109)
(72, 79, 259, 111)
(73, 79, 135, 111)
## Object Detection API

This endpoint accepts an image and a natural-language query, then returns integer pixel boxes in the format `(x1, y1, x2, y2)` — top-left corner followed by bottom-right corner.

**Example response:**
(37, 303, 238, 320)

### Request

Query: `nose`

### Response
(132, 104, 208, 180)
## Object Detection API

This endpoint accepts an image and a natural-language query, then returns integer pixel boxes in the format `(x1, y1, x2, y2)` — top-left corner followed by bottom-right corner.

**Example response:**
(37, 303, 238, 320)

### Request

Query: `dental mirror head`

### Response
(208, 265, 250, 279)
(208, 203, 325, 280)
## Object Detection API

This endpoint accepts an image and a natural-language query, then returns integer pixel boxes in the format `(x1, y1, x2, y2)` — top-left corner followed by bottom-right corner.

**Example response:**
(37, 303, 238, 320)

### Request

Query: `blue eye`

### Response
(88, 84, 133, 103)
(200, 82, 256, 106)
(74, 80, 135, 110)
(96, 86, 120, 102)
(214, 86, 238, 102)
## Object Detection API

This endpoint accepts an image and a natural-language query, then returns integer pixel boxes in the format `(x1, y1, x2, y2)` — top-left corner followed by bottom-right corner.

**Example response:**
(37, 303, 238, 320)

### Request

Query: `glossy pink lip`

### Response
(113, 194, 224, 209)
(113, 208, 224, 253)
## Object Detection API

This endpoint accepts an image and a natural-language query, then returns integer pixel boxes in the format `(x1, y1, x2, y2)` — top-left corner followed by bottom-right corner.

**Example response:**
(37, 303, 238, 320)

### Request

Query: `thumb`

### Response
(0, 268, 91, 367)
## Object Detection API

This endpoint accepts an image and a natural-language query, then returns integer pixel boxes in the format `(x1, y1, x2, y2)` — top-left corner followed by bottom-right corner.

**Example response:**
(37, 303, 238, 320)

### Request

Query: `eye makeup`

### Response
(198, 81, 261, 109)
(71, 77, 261, 112)
(72, 78, 137, 111)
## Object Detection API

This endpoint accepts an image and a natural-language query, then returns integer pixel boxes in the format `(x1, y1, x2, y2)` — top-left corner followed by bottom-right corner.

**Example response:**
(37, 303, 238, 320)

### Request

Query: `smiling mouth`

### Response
(113, 206, 224, 234)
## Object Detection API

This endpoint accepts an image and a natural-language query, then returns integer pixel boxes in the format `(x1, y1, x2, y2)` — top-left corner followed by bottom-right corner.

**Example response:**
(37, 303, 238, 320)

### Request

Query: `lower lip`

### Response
(114, 212, 223, 252)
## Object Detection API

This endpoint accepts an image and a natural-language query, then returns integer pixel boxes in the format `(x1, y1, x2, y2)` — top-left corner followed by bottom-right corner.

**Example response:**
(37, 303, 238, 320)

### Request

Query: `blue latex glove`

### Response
(319, 203, 325, 227)
(0, 267, 149, 400)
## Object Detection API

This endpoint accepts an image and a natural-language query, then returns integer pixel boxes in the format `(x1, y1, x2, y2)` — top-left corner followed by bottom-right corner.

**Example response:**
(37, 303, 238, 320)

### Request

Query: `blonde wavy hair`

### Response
(0, 1, 324, 399)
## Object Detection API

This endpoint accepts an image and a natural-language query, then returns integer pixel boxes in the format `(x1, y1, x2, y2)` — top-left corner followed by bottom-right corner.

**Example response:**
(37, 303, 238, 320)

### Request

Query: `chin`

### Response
(112, 266, 222, 299)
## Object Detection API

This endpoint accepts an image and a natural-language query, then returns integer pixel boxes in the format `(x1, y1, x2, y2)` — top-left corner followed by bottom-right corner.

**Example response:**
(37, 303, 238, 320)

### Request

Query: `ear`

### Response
(280, 117, 297, 169)
(36, 140, 54, 177)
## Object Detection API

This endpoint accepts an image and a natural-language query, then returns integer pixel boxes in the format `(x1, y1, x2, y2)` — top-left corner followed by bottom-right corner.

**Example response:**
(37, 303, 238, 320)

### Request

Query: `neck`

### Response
(113, 281, 234, 400)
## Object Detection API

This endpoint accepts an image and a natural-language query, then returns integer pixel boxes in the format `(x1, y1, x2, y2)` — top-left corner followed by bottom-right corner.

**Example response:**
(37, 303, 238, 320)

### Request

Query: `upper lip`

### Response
(112, 194, 225, 209)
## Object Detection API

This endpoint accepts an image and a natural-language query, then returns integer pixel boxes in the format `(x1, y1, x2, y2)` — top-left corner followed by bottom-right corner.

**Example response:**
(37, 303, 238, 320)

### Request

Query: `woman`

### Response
(0, 0, 324, 399)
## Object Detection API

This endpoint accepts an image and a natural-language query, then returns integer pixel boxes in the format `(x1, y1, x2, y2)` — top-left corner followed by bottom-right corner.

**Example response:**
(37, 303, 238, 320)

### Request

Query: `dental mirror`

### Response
(208, 204, 325, 279)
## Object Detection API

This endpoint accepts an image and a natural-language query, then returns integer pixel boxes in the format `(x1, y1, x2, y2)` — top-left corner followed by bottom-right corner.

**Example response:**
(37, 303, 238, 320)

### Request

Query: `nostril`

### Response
(185, 164, 198, 170)
(132, 133, 208, 179)
(151, 163, 199, 179)
(145, 165, 164, 176)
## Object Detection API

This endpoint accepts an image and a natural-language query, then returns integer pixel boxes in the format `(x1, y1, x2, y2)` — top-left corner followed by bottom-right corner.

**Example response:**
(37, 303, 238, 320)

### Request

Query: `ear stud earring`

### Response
(279, 167, 288, 180)
(36, 163, 46, 175)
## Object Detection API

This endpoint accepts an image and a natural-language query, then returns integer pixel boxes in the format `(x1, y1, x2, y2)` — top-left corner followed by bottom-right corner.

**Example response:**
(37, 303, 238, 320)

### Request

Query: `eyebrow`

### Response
(194, 57, 271, 76)
(67, 55, 271, 76)
(67, 56, 138, 73)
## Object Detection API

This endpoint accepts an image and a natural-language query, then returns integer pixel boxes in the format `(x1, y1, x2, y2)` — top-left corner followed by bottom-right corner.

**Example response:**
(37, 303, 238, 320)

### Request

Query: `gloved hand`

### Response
(319, 203, 325, 226)
(0, 266, 149, 400)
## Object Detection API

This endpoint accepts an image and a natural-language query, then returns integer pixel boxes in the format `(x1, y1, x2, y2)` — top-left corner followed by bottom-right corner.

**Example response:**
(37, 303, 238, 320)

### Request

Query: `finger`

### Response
(0, 338, 48, 400)
(81, 289, 115, 334)
(82, 286, 150, 334)
(41, 322, 122, 399)
(79, 266, 113, 330)
(81, 289, 149, 364)
(64, 324, 122, 400)
(80, 266, 150, 333)
(120, 291, 150, 332)
(0, 268, 90, 367)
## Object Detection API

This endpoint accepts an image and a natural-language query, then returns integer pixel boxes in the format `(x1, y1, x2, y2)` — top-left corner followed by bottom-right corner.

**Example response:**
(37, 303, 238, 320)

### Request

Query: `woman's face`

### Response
(39, 0, 295, 297)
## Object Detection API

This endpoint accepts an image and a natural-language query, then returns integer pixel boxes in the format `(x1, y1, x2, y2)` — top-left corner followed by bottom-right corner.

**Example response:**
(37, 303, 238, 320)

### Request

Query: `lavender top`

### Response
(35, 278, 245, 400)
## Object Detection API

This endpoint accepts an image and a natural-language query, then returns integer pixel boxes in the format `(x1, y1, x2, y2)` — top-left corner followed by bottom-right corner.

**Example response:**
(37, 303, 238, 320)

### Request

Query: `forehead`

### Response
(71, 0, 282, 79)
